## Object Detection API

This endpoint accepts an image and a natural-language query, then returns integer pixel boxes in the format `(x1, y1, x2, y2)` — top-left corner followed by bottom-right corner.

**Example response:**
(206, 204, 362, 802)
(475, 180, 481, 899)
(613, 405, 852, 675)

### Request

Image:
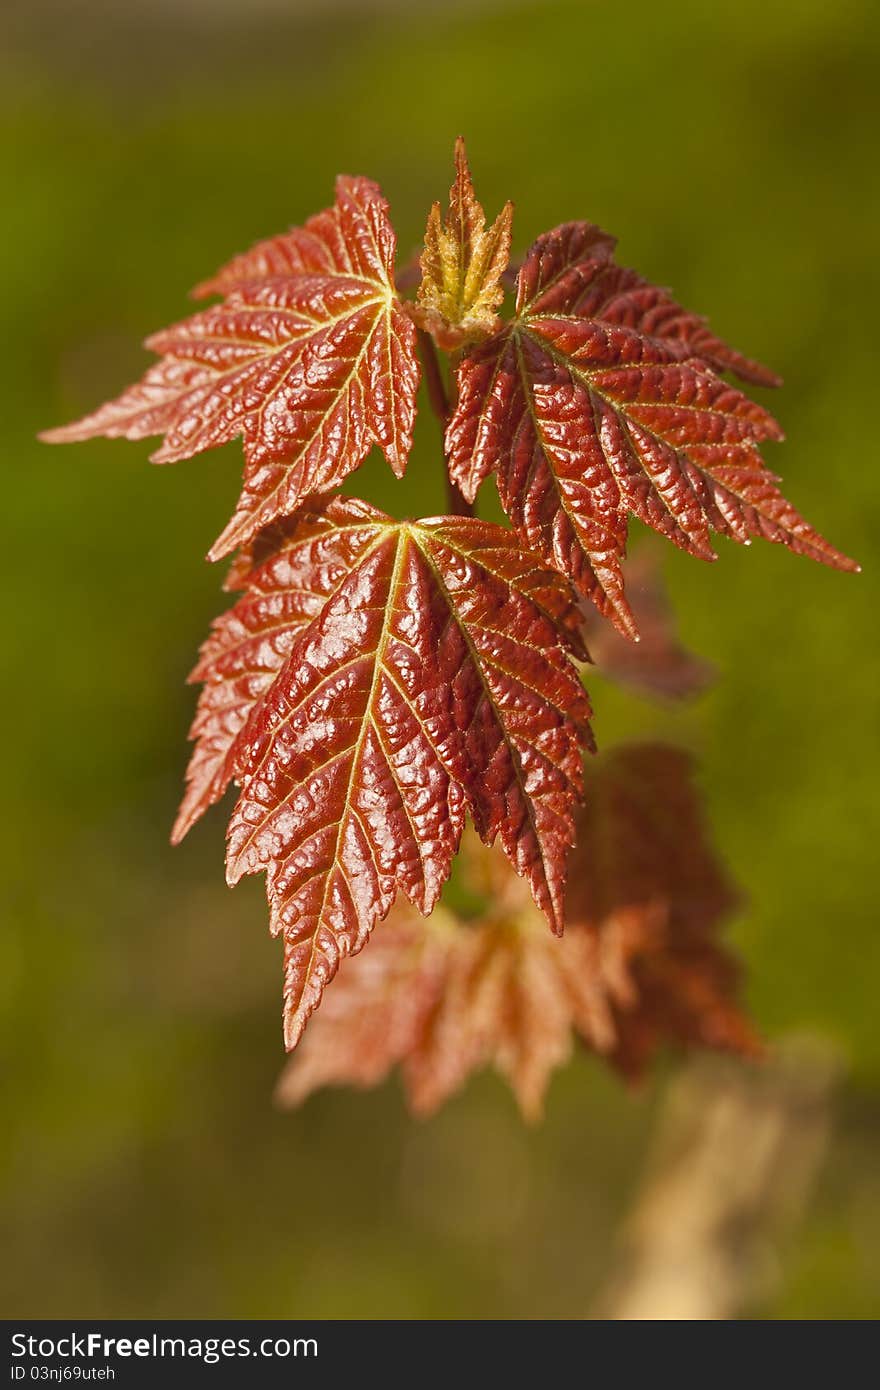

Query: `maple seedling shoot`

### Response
(41, 139, 857, 1118)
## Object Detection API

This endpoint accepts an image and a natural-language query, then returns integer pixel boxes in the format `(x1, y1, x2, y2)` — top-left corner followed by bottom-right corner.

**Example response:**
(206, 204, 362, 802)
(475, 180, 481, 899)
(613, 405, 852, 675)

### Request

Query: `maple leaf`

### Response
(605, 926, 761, 1079)
(404, 901, 614, 1122)
(178, 495, 592, 1048)
(40, 177, 419, 559)
(414, 136, 514, 350)
(277, 745, 758, 1119)
(446, 221, 857, 638)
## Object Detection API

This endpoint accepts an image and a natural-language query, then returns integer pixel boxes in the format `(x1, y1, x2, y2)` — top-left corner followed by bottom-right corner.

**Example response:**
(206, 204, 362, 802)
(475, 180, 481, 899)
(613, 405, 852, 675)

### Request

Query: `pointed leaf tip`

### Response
(413, 138, 514, 350)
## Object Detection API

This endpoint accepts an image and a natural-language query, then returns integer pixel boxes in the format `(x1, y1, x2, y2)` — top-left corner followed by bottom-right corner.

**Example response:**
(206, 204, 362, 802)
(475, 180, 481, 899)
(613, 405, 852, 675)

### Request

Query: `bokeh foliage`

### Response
(2, 0, 878, 1318)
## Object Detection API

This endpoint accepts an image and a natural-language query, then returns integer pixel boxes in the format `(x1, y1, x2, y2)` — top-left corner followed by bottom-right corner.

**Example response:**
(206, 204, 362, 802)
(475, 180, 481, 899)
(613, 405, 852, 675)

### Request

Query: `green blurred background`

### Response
(2, 0, 878, 1319)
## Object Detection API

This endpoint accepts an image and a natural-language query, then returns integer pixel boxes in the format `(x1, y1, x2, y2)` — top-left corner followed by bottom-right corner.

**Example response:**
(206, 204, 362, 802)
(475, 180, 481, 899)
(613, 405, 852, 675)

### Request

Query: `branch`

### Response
(591, 1039, 840, 1320)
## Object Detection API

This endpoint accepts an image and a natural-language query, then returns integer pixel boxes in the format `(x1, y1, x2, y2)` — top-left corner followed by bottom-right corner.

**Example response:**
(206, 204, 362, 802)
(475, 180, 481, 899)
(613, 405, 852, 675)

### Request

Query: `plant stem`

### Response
(417, 329, 472, 517)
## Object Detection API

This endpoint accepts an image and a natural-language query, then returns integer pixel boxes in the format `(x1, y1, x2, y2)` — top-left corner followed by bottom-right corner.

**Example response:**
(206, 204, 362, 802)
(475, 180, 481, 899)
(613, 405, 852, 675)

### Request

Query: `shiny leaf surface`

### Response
(41, 178, 419, 559)
(182, 496, 592, 1048)
(171, 495, 367, 844)
(447, 221, 857, 636)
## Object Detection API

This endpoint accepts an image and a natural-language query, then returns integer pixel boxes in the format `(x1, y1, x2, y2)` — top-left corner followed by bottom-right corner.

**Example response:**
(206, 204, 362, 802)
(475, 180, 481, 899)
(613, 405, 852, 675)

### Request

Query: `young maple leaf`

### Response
(413, 136, 514, 350)
(40, 177, 419, 559)
(276, 744, 758, 1119)
(446, 221, 858, 638)
(175, 494, 592, 1049)
(605, 924, 761, 1079)
(275, 864, 616, 1122)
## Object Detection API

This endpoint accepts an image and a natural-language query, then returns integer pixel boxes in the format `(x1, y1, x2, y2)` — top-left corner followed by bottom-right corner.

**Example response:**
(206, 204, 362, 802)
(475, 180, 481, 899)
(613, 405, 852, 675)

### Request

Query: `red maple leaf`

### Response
(176, 494, 591, 1048)
(446, 221, 857, 638)
(41, 178, 419, 559)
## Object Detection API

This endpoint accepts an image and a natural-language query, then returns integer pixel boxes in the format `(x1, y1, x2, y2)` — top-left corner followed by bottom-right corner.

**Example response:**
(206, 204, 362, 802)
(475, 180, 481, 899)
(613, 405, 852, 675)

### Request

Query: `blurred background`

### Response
(2, 0, 878, 1319)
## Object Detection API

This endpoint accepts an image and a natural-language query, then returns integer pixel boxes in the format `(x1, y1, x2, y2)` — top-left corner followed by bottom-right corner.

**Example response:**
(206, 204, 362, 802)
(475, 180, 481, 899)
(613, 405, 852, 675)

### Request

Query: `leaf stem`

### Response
(417, 329, 472, 517)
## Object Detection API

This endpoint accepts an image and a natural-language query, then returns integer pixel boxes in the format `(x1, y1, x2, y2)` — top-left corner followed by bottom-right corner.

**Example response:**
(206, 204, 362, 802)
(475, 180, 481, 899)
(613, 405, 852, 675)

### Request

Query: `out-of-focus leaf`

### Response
(581, 547, 714, 700)
(277, 744, 758, 1118)
(276, 841, 618, 1123)
(567, 743, 760, 1076)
